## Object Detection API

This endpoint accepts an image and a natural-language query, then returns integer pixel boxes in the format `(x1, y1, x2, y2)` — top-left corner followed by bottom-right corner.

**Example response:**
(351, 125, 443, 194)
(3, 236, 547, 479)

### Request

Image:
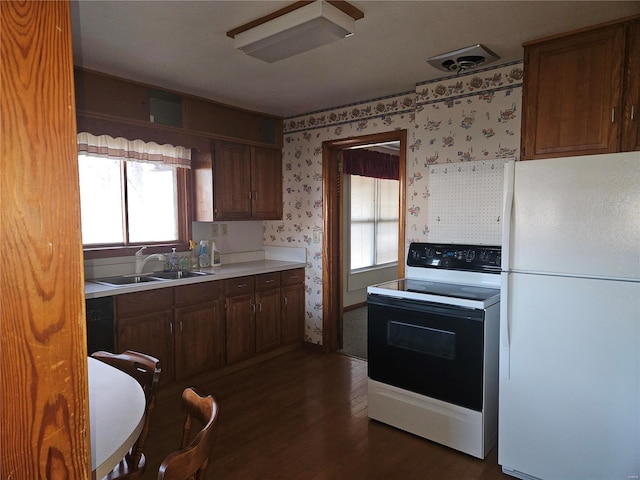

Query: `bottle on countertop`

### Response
(189, 240, 199, 269)
(179, 253, 190, 271)
(198, 241, 210, 268)
(211, 240, 221, 266)
(169, 247, 179, 271)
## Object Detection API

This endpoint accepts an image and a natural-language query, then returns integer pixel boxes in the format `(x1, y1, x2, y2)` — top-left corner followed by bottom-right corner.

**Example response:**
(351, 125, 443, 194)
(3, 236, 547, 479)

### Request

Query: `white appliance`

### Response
(499, 152, 640, 480)
(367, 243, 501, 458)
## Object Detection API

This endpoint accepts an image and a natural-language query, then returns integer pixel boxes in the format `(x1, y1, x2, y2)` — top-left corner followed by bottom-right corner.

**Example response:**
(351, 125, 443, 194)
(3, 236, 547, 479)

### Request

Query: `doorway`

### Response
(321, 130, 407, 352)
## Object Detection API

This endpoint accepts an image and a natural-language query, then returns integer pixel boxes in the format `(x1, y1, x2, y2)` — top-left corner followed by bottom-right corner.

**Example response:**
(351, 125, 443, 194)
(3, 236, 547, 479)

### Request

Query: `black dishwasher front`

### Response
(86, 296, 114, 354)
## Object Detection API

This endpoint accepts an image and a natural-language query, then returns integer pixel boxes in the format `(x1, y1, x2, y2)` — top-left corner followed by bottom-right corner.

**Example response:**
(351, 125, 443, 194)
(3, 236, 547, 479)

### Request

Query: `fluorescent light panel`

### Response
(234, 1, 355, 63)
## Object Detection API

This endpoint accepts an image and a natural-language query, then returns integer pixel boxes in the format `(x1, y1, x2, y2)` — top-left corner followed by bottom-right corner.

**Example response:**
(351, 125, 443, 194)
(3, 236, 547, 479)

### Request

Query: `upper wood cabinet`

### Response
(74, 68, 283, 147)
(75, 69, 150, 122)
(621, 20, 640, 152)
(522, 16, 640, 159)
(194, 141, 283, 221)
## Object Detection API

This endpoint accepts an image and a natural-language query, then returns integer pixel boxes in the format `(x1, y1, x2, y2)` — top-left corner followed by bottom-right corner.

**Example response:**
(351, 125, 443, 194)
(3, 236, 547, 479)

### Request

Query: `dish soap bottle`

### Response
(198, 241, 210, 268)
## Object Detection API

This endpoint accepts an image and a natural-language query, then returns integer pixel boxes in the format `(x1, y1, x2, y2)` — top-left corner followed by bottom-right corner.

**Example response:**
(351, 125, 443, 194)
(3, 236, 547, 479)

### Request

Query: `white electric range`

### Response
(366, 242, 501, 458)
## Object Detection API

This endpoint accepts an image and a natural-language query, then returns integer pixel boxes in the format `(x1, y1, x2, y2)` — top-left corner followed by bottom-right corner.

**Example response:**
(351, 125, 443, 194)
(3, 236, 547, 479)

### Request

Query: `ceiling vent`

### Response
(427, 44, 500, 73)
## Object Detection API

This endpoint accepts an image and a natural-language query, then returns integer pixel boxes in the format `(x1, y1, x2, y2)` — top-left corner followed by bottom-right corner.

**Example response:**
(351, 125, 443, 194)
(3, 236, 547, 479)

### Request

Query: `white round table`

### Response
(88, 357, 146, 479)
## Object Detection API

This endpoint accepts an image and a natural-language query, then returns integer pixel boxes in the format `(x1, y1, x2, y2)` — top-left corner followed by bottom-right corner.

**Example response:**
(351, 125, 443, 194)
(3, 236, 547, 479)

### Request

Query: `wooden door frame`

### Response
(321, 130, 407, 352)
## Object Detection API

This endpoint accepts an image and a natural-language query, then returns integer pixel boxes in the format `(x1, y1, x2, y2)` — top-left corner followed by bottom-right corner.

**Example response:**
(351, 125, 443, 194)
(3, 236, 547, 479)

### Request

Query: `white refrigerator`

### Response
(499, 152, 640, 480)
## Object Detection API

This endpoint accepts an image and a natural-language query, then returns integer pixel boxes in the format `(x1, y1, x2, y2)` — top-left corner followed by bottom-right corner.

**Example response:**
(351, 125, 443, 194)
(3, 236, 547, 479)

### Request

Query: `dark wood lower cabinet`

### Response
(117, 309, 175, 386)
(174, 300, 223, 381)
(114, 268, 305, 383)
(255, 287, 281, 354)
(224, 292, 256, 364)
(116, 281, 223, 385)
(281, 283, 305, 344)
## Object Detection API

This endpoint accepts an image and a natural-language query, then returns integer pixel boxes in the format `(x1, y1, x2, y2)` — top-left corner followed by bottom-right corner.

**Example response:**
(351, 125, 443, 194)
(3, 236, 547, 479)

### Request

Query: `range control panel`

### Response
(407, 243, 501, 273)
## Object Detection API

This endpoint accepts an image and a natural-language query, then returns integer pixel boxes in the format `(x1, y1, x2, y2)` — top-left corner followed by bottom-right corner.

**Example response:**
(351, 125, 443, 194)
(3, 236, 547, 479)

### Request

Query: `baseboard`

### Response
(343, 302, 367, 313)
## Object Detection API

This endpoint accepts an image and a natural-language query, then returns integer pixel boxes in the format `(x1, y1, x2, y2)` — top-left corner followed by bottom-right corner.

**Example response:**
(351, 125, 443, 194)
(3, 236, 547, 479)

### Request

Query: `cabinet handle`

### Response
(169, 321, 173, 335)
(284, 297, 288, 306)
(611, 107, 617, 123)
(632, 105, 636, 121)
(254, 191, 258, 201)
(259, 303, 263, 313)
(265, 279, 274, 284)
(251, 303, 256, 313)
(180, 321, 183, 333)
(248, 191, 252, 200)
(237, 283, 247, 288)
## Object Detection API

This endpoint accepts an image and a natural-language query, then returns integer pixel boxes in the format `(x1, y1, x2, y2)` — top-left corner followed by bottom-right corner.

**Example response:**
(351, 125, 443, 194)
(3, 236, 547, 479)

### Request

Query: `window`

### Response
(77, 133, 191, 250)
(349, 175, 399, 271)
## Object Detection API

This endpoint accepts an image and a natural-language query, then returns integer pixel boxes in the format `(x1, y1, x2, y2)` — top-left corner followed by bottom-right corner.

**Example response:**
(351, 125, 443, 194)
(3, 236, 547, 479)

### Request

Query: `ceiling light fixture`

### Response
(427, 44, 500, 73)
(227, 1, 363, 63)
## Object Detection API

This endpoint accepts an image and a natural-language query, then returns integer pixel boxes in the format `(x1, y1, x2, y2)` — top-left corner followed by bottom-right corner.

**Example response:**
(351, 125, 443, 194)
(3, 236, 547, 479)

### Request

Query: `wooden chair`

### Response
(157, 388, 219, 480)
(91, 350, 162, 480)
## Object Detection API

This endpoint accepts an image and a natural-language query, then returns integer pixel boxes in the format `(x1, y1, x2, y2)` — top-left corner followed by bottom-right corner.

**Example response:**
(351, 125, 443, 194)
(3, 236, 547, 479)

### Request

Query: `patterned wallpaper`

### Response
(265, 61, 523, 345)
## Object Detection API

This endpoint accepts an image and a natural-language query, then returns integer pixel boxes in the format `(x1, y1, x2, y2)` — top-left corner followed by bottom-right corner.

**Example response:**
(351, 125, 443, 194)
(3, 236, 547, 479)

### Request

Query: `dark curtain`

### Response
(343, 149, 399, 180)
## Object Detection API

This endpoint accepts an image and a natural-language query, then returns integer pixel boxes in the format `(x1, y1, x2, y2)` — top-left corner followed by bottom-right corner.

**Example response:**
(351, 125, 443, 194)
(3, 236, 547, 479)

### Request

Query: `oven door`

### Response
(367, 293, 485, 411)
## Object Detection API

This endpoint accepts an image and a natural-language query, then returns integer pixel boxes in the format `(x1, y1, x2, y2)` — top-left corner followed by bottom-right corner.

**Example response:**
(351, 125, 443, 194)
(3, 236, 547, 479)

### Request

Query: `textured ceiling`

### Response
(71, 1, 640, 118)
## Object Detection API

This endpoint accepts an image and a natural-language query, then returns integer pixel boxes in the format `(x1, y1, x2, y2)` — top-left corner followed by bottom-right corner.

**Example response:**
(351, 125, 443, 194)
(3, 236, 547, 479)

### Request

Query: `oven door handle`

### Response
(500, 272, 510, 379)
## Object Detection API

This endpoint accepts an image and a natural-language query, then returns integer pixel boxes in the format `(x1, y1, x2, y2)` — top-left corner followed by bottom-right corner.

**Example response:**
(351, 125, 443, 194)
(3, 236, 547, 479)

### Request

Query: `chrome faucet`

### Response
(135, 246, 167, 274)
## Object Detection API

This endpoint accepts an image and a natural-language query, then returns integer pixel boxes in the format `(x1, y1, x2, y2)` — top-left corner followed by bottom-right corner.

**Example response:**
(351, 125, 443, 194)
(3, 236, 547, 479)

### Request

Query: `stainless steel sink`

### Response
(149, 270, 212, 280)
(92, 274, 165, 286)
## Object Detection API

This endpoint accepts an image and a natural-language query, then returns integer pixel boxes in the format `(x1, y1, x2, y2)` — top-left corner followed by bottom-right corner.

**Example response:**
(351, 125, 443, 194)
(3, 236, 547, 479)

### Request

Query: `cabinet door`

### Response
(522, 25, 626, 159)
(117, 310, 174, 385)
(214, 141, 251, 220)
(255, 288, 281, 353)
(74, 69, 149, 122)
(281, 283, 305, 345)
(622, 20, 640, 152)
(225, 293, 255, 364)
(251, 146, 282, 219)
(174, 300, 223, 380)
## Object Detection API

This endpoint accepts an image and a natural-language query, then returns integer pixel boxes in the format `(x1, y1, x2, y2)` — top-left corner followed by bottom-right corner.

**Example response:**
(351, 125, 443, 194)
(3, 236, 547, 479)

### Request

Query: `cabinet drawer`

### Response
(174, 281, 221, 307)
(281, 268, 304, 286)
(116, 288, 174, 317)
(224, 276, 255, 296)
(256, 272, 280, 290)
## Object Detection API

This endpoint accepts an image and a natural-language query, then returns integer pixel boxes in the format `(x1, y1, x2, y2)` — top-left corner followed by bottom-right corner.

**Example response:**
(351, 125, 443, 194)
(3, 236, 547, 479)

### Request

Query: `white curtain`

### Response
(77, 132, 191, 168)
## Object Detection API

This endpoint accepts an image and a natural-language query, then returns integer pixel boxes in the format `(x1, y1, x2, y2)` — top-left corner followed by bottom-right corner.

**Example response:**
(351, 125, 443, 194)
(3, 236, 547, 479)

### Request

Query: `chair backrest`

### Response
(91, 350, 161, 470)
(157, 388, 219, 480)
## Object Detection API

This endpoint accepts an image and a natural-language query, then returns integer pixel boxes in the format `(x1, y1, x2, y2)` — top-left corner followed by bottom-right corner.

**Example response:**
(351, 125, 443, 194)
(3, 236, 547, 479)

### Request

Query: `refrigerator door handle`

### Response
(500, 272, 510, 379)
(502, 160, 515, 272)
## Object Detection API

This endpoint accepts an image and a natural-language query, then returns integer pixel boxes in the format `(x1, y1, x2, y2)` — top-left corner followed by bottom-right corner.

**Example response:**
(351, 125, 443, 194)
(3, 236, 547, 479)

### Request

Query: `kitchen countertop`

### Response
(85, 260, 306, 299)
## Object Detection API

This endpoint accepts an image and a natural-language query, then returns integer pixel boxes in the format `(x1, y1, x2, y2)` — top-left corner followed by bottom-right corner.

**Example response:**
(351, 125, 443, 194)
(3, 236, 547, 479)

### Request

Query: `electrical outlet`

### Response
(211, 224, 218, 237)
(222, 224, 228, 236)
(313, 230, 321, 243)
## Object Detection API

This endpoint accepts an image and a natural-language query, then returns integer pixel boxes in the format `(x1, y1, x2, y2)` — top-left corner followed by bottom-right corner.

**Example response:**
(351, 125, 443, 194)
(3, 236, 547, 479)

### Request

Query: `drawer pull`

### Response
(284, 297, 288, 306)
(265, 280, 274, 284)
(237, 283, 248, 288)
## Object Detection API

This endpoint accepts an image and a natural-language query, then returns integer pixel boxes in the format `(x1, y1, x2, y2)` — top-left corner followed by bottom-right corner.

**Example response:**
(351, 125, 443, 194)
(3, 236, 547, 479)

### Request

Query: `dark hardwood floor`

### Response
(141, 349, 511, 479)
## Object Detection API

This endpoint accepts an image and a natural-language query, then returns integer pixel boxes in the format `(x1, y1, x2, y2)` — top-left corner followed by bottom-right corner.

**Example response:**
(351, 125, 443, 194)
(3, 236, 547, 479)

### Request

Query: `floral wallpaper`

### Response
(264, 61, 524, 345)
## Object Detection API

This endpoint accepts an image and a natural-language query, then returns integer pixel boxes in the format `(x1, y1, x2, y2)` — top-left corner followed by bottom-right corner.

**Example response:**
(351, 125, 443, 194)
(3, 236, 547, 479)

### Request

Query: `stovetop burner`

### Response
(376, 279, 500, 301)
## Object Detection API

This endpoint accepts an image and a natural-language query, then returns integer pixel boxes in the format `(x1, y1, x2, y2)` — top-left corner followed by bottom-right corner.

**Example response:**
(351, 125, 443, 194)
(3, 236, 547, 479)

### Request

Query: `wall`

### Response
(264, 61, 524, 345)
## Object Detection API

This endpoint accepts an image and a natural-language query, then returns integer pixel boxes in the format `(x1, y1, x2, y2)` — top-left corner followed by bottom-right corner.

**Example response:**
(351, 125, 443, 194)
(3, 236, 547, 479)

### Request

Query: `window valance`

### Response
(77, 132, 191, 168)
(343, 149, 399, 180)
